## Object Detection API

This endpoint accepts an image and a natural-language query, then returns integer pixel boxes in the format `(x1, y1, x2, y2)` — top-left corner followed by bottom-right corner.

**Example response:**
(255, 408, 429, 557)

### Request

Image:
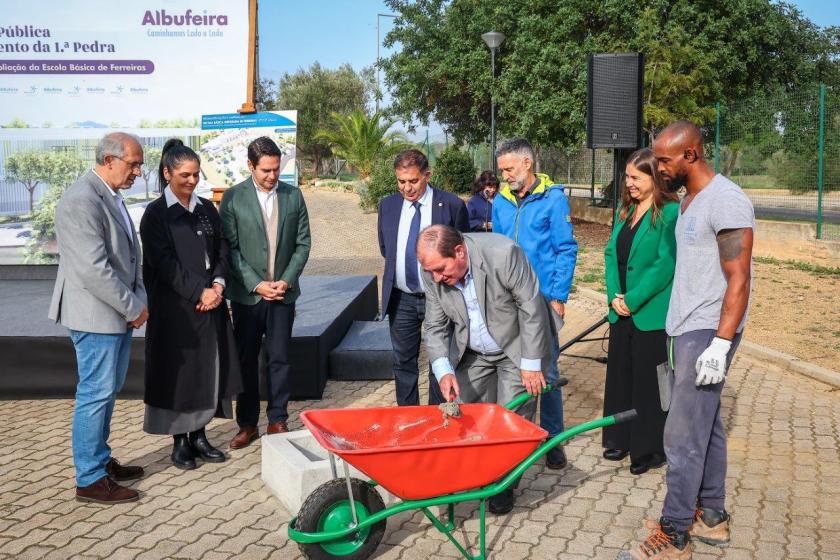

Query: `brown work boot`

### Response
(267, 420, 289, 434)
(616, 519, 691, 559)
(76, 475, 139, 504)
(689, 507, 730, 547)
(229, 426, 259, 449)
(105, 458, 144, 481)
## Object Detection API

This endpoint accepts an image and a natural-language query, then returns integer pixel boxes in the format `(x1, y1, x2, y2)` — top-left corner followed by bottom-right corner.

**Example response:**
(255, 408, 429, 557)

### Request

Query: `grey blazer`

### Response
(422, 233, 552, 373)
(48, 170, 146, 334)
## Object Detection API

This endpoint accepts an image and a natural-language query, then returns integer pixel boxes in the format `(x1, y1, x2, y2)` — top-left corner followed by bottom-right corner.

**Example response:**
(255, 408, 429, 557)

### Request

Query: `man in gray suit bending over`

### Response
(418, 224, 553, 515)
(50, 132, 149, 504)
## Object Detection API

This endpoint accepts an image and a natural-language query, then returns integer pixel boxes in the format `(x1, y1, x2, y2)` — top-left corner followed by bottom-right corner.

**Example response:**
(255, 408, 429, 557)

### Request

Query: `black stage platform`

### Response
(0, 265, 377, 400)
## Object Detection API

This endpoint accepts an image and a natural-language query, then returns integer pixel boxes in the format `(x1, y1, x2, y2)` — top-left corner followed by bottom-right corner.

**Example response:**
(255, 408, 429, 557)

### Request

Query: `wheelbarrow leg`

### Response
(328, 451, 338, 479)
(420, 501, 486, 560)
(342, 459, 359, 527)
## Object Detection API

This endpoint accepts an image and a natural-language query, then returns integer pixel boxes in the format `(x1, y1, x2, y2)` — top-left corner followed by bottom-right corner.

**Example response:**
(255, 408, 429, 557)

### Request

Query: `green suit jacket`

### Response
(604, 201, 678, 331)
(219, 178, 311, 305)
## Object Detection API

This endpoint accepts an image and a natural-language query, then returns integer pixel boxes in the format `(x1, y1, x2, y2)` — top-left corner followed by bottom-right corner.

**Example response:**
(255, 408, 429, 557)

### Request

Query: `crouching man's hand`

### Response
(439, 374, 460, 403)
(520, 369, 546, 396)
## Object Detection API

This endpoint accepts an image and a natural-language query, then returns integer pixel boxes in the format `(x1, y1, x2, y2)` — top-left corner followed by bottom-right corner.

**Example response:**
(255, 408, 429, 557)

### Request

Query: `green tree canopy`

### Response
(381, 0, 839, 148)
(277, 62, 376, 175)
(315, 110, 409, 179)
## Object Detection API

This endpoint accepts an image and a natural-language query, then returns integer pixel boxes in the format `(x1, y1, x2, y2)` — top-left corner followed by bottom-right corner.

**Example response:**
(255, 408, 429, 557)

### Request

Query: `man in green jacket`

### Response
(220, 136, 311, 449)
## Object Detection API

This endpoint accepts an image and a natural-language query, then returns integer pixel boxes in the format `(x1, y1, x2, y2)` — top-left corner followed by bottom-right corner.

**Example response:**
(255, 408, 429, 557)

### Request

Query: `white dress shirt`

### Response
(394, 186, 433, 293)
(254, 181, 277, 219)
(430, 258, 542, 381)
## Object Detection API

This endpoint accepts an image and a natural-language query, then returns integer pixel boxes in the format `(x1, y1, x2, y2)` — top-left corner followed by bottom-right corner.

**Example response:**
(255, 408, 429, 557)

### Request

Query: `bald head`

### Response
(653, 120, 715, 191)
(656, 120, 704, 156)
(416, 225, 469, 287)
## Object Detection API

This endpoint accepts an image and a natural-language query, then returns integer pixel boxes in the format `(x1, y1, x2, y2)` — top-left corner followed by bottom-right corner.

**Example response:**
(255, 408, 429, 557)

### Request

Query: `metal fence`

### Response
(714, 84, 837, 240)
(523, 84, 838, 240)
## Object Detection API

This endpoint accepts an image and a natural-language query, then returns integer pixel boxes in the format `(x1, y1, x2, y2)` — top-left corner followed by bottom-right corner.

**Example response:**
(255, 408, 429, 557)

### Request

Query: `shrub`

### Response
(359, 156, 398, 211)
(434, 148, 476, 195)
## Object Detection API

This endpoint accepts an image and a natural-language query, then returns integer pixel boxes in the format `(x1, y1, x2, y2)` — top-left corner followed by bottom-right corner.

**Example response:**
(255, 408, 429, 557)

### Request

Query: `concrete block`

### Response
(329, 321, 393, 380)
(261, 429, 396, 514)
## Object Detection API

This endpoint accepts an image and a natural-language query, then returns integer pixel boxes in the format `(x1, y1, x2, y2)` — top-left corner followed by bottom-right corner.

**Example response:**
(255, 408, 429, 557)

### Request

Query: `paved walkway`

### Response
(1, 190, 839, 559)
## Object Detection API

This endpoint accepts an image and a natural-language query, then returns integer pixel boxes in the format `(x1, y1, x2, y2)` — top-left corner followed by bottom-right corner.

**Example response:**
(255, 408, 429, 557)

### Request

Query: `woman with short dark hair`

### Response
(140, 139, 242, 470)
(467, 170, 499, 232)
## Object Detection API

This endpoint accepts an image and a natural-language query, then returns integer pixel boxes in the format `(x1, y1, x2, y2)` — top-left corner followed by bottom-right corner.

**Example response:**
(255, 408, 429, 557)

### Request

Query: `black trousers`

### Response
(232, 299, 295, 426)
(387, 289, 444, 406)
(602, 317, 668, 461)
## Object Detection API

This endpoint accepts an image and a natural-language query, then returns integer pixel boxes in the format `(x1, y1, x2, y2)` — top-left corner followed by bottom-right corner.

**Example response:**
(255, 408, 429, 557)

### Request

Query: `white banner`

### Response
(0, 1, 249, 128)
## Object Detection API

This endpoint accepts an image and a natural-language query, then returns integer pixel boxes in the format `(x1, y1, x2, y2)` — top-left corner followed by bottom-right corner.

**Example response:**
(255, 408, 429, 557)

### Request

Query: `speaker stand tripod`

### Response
(559, 315, 609, 363)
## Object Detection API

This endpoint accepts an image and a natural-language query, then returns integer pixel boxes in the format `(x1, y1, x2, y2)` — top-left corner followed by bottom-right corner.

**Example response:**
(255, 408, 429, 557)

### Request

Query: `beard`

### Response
(665, 172, 688, 191)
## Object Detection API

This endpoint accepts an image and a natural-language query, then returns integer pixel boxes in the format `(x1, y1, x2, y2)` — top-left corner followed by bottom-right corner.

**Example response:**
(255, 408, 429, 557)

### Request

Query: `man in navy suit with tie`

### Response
(378, 149, 470, 406)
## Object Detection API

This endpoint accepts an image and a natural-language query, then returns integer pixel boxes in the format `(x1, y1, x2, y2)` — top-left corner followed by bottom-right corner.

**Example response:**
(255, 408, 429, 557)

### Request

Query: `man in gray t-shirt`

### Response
(618, 122, 754, 560)
(666, 174, 755, 336)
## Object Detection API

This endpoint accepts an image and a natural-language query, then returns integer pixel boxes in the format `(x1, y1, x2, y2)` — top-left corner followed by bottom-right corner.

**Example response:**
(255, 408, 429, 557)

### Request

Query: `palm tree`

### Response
(315, 110, 409, 179)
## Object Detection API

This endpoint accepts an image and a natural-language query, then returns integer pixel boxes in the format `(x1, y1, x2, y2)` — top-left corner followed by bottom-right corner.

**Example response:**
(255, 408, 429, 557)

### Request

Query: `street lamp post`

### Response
(481, 31, 505, 172)
(376, 13, 397, 113)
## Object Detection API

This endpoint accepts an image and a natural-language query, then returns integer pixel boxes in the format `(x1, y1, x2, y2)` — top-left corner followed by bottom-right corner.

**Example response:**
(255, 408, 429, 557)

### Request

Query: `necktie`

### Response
(405, 201, 422, 292)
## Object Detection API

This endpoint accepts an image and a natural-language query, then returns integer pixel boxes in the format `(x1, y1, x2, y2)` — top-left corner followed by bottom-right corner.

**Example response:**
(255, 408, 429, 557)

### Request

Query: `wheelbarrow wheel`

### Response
(296, 477, 386, 560)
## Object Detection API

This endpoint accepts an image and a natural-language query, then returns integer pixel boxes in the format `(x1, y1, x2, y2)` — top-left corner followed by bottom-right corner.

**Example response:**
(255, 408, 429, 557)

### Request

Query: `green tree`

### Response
(140, 147, 162, 198)
(277, 62, 375, 176)
(6, 151, 50, 213)
(2, 118, 29, 128)
(315, 110, 409, 179)
(434, 148, 475, 194)
(381, 0, 839, 148)
(359, 156, 399, 211)
(255, 78, 278, 111)
(23, 152, 87, 262)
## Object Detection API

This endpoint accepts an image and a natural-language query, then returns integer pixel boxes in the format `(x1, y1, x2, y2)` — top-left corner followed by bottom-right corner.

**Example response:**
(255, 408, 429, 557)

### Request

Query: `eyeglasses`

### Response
(112, 155, 144, 170)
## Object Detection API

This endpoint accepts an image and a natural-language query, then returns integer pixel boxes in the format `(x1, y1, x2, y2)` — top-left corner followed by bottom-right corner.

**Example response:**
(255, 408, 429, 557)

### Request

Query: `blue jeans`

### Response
(69, 329, 133, 487)
(540, 300, 565, 437)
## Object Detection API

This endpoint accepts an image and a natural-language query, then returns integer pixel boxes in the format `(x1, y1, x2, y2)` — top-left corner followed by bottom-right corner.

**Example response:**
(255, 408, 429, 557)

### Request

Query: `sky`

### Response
(256, 0, 839, 138)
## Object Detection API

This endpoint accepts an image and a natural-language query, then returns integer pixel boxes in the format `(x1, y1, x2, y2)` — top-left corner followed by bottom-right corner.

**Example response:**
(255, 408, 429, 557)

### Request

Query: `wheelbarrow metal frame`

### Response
(288, 385, 636, 560)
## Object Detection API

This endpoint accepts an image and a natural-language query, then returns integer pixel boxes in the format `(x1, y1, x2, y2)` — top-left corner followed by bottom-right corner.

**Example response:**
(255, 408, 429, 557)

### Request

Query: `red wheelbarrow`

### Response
(288, 383, 636, 559)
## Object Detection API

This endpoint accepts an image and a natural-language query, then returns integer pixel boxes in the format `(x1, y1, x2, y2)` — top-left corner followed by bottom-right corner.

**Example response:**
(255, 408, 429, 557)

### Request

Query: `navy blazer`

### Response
(377, 187, 469, 315)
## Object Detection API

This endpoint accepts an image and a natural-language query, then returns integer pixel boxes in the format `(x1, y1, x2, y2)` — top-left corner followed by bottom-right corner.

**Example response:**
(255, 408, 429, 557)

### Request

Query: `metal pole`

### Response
(590, 149, 595, 204)
(817, 83, 826, 240)
(490, 47, 497, 173)
(376, 14, 397, 114)
(714, 102, 721, 174)
(342, 460, 359, 527)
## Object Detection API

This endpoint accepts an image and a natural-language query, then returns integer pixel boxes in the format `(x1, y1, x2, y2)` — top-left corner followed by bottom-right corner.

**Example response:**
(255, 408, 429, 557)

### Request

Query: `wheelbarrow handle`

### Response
(503, 377, 569, 411)
(612, 409, 638, 424)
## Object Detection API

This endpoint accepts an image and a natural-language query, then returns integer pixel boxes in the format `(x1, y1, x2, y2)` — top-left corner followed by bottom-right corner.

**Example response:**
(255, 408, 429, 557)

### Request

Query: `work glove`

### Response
(695, 337, 732, 386)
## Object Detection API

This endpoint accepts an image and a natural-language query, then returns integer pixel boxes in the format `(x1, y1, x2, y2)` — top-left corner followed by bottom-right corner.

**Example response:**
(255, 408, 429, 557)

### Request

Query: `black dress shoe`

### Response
(188, 428, 226, 463)
(172, 434, 197, 470)
(488, 488, 514, 514)
(603, 448, 629, 461)
(546, 446, 567, 470)
(629, 453, 666, 475)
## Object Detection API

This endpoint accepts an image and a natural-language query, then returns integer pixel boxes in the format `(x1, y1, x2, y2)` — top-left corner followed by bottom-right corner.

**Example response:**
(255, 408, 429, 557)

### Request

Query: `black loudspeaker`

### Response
(587, 53, 644, 149)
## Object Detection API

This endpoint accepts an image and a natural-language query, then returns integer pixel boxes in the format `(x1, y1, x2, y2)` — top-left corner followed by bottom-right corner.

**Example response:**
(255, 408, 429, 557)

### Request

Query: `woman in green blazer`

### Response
(602, 148, 679, 474)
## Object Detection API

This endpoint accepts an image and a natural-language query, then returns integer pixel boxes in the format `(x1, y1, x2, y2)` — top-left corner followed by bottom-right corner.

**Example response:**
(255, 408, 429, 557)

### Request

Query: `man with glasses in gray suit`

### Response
(50, 132, 149, 504)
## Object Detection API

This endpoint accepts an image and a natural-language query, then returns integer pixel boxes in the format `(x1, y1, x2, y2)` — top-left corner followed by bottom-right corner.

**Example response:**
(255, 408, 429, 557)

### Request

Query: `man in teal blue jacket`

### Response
(493, 138, 578, 472)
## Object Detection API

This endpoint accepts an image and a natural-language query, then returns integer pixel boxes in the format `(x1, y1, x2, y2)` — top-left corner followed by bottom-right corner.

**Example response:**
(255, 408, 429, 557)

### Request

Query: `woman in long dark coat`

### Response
(140, 139, 242, 470)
